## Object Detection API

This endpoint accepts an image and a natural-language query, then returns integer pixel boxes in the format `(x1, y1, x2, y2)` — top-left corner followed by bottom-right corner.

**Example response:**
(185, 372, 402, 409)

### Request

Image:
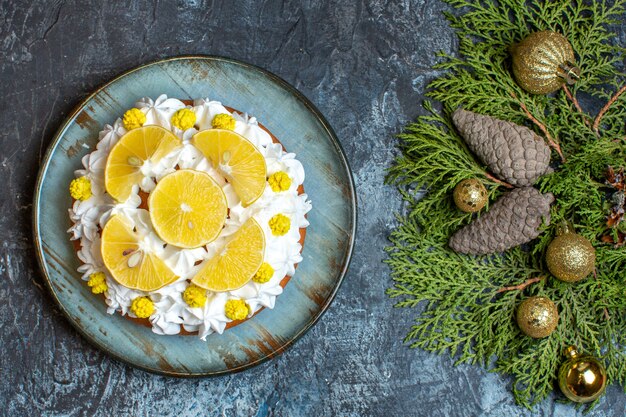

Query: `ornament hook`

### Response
(558, 62, 580, 85)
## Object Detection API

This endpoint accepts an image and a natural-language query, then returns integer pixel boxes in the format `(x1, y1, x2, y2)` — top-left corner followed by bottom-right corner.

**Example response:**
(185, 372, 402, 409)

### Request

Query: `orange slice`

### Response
(105, 125, 181, 201)
(192, 129, 266, 206)
(148, 169, 227, 249)
(191, 218, 265, 291)
(101, 214, 178, 291)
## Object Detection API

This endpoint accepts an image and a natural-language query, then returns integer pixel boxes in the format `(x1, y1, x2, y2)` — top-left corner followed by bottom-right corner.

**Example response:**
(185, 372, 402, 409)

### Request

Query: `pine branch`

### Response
(510, 91, 565, 161)
(386, 0, 626, 409)
(496, 276, 546, 293)
(593, 85, 626, 133)
(561, 85, 590, 127)
(485, 172, 513, 188)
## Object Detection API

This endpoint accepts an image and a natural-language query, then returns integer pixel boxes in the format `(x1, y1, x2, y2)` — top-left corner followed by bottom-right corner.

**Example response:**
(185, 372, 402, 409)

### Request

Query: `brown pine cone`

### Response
(452, 109, 552, 187)
(449, 187, 554, 255)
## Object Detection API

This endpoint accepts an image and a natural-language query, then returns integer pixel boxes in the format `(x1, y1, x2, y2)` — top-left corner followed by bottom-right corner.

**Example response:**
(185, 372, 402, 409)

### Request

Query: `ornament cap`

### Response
(564, 345, 579, 359)
(559, 62, 580, 85)
(556, 220, 575, 236)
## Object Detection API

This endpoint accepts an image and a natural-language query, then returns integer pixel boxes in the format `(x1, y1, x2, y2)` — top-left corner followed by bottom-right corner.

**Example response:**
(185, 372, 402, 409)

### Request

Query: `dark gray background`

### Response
(1, 1, 625, 416)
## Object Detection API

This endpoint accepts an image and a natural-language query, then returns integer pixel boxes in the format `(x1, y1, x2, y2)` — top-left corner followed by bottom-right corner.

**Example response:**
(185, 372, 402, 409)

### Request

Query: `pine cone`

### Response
(452, 109, 552, 187)
(449, 187, 554, 255)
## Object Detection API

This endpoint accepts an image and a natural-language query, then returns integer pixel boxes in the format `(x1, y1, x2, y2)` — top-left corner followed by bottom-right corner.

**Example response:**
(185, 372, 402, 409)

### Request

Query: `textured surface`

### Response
(449, 187, 554, 255)
(1, 0, 625, 416)
(452, 109, 552, 187)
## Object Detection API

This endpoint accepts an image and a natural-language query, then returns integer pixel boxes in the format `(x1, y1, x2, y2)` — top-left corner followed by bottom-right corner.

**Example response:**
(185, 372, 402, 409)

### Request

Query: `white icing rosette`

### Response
(136, 94, 185, 129)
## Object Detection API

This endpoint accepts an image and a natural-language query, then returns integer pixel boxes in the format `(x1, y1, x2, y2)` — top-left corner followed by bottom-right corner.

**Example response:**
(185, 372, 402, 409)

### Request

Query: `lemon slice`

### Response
(105, 125, 181, 201)
(191, 218, 265, 291)
(192, 129, 266, 206)
(148, 169, 227, 249)
(101, 214, 179, 291)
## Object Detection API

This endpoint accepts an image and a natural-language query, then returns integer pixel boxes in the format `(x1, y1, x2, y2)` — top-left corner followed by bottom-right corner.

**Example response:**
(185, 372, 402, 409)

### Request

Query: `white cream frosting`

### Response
(136, 94, 185, 130)
(68, 95, 311, 339)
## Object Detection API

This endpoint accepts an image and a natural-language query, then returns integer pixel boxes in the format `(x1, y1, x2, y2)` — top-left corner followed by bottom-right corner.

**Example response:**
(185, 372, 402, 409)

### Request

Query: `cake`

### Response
(68, 94, 311, 339)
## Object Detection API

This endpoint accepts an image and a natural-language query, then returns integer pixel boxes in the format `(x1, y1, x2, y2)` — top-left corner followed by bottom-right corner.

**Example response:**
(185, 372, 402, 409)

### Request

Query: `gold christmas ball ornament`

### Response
(558, 346, 607, 403)
(510, 30, 580, 94)
(516, 296, 558, 338)
(453, 179, 488, 213)
(546, 225, 596, 283)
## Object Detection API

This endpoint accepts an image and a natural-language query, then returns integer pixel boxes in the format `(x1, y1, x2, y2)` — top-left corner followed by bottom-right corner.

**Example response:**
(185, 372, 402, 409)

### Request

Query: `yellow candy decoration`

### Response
(183, 284, 207, 308)
(171, 108, 197, 130)
(211, 113, 236, 130)
(224, 299, 249, 321)
(268, 171, 292, 192)
(69, 176, 92, 201)
(122, 108, 146, 130)
(269, 214, 290, 236)
(87, 272, 108, 294)
(253, 263, 274, 284)
(130, 296, 155, 318)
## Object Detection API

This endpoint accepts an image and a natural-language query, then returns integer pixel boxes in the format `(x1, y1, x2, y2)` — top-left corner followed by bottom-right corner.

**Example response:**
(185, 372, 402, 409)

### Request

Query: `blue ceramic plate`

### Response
(33, 56, 356, 376)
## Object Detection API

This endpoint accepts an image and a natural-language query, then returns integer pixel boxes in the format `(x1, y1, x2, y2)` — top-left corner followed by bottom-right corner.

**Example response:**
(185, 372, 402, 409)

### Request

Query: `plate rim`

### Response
(32, 54, 358, 377)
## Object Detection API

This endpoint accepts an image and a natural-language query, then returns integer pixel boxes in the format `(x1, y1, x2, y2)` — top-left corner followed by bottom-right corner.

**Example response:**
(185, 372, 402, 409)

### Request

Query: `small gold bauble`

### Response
(516, 296, 558, 338)
(453, 179, 488, 213)
(510, 30, 580, 94)
(558, 346, 607, 403)
(546, 231, 595, 283)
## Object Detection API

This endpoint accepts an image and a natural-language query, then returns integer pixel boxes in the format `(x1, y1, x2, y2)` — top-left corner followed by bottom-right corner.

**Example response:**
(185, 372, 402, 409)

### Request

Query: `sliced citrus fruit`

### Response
(192, 129, 266, 206)
(148, 169, 228, 249)
(101, 214, 178, 291)
(105, 125, 181, 201)
(191, 217, 265, 291)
